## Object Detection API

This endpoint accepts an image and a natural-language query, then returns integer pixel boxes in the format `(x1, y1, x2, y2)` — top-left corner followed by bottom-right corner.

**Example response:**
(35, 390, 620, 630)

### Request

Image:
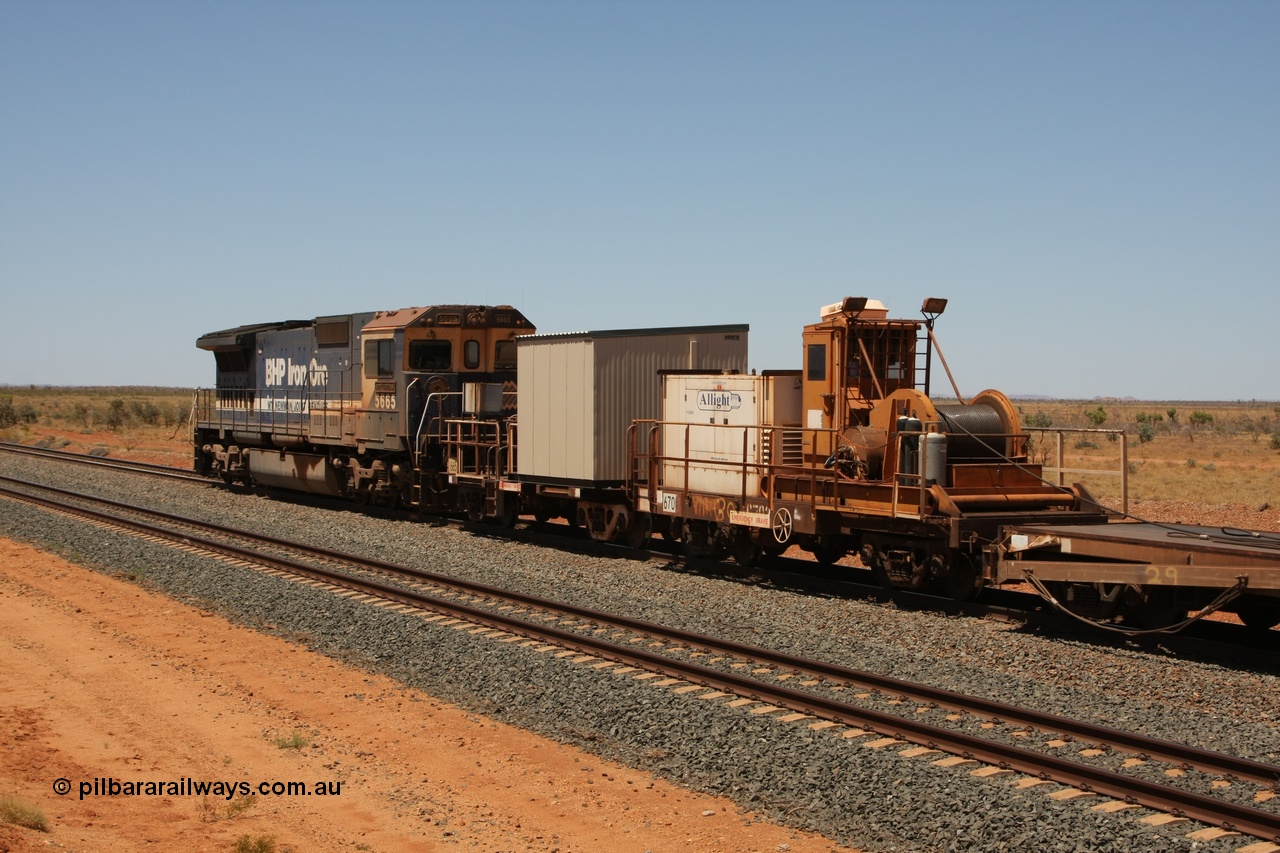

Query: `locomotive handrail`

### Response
(194, 387, 362, 440)
(413, 391, 462, 468)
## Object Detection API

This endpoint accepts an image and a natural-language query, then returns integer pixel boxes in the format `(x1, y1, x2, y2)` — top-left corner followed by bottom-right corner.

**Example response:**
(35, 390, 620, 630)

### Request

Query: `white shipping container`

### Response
(517, 325, 749, 485)
(660, 372, 802, 498)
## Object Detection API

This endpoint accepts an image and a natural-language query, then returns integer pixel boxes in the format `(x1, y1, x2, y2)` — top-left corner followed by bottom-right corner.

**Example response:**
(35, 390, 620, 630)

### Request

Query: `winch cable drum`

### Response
(932, 402, 1008, 461)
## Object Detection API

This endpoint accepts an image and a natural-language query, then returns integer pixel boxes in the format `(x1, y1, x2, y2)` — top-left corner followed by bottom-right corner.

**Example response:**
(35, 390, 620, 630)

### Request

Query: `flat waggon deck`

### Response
(995, 521, 1280, 590)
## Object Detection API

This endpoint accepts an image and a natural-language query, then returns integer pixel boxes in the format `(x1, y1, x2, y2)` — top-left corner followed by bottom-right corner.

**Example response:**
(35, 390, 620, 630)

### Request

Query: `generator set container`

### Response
(659, 371, 802, 498)
(517, 325, 749, 486)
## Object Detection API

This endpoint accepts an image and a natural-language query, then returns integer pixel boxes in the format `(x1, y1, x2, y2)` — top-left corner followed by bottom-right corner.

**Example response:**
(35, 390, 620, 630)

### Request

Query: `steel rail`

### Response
(4, 474, 1279, 787)
(0, 441, 204, 482)
(8, 444, 1267, 647)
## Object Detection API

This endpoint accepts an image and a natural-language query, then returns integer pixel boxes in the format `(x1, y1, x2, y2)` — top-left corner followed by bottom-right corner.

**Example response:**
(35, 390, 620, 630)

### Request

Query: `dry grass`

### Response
(0, 794, 48, 832)
(0, 386, 195, 467)
(1017, 400, 1280, 509)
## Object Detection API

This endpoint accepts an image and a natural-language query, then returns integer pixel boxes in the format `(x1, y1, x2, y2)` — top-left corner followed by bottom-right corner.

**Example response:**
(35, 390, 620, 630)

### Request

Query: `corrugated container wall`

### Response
(517, 325, 749, 485)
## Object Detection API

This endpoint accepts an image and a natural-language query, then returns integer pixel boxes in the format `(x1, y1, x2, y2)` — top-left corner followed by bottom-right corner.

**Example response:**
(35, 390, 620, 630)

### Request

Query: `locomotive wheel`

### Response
(861, 542, 894, 590)
(623, 512, 652, 549)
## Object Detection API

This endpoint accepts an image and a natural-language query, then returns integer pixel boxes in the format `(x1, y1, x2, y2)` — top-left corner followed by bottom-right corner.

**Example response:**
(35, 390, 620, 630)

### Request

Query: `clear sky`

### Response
(2, 0, 1276, 399)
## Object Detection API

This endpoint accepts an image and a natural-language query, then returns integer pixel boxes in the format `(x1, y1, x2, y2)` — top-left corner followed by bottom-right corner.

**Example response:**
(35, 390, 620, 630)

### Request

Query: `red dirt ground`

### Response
(0, 539, 855, 852)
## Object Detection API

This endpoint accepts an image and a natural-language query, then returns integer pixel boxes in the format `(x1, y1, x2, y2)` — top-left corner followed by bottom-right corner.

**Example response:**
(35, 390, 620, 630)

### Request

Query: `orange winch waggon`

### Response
(631, 297, 1107, 600)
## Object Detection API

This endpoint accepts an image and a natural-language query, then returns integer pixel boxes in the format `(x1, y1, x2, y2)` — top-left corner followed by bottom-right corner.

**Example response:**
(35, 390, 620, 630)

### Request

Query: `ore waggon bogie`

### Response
(193, 296, 1280, 634)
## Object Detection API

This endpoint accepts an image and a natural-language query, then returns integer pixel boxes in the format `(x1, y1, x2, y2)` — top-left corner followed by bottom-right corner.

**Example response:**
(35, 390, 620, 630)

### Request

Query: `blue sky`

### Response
(2, 0, 1276, 399)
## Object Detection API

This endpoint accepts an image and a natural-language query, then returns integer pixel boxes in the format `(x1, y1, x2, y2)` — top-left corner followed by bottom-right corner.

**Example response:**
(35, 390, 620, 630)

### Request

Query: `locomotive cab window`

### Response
(807, 344, 826, 382)
(408, 340, 451, 371)
(364, 338, 395, 378)
(494, 339, 517, 370)
(464, 339, 481, 370)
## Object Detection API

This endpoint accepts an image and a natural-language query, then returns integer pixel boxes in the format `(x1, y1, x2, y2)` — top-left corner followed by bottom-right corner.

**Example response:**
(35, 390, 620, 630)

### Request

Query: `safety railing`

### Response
(1026, 427, 1129, 514)
(193, 388, 363, 439)
(441, 417, 506, 479)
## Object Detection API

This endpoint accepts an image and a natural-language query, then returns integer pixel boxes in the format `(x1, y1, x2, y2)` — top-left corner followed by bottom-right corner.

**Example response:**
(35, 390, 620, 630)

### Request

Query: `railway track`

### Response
(5, 441, 1275, 653)
(2, 474, 1278, 845)
(0, 440, 207, 483)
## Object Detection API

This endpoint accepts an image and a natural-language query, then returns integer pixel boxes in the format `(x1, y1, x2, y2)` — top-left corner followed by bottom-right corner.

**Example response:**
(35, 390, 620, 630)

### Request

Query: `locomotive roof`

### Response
(361, 304, 533, 332)
(196, 320, 311, 351)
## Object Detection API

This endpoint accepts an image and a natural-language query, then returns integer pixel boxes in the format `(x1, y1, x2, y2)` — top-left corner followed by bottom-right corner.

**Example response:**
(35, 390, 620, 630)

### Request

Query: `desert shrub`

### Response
(1084, 406, 1108, 427)
(1075, 438, 1098, 450)
(0, 396, 15, 427)
(129, 400, 161, 425)
(1024, 411, 1053, 428)
(72, 401, 94, 427)
(274, 731, 309, 749)
(1243, 416, 1272, 442)
(232, 835, 276, 853)
(1136, 422, 1155, 444)
(1189, 410, 1214, 428)
(104, 399, 129, 430)
(1271, 433, 1280, 451)
(0, 795, 48, 831)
